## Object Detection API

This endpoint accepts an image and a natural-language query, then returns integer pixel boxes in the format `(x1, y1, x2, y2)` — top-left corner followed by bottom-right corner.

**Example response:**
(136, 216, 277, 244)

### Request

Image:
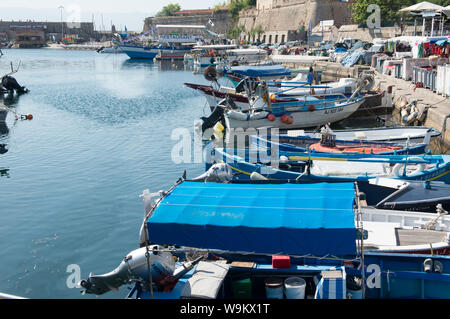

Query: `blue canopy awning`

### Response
(147, 181, 357, 256)
(226, 65, 291, 78)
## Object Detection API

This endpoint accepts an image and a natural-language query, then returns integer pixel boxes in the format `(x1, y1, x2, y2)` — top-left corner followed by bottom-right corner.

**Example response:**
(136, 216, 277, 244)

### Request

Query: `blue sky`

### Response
(0, 1, 224, 31)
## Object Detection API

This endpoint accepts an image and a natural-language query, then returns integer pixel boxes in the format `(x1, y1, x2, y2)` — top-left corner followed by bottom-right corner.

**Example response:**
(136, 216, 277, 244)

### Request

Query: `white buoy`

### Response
(250, 172, 268, 181)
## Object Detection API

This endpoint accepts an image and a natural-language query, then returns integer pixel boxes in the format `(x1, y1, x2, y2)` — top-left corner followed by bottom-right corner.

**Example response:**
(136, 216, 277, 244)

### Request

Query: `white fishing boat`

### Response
(199, 78, 366, 132)
(97, 46, 124, 54)
(215, 48, 268, 72)
(284, 126, 441, 144)
(223, 95, 364, 130)
(191, 44, 238, 67)
(361, 205, 450, 255)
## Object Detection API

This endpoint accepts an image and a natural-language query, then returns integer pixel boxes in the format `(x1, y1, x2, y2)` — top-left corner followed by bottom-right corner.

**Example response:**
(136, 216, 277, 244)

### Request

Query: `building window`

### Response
(275, 34, 278, 43)
(269, 35, 272, 44)
(281, 34, 285, 43)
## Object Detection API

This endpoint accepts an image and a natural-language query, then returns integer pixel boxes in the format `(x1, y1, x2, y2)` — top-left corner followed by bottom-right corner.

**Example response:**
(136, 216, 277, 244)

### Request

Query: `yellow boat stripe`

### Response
(220, 160, 277, 180)
(429, 170, 450, 181)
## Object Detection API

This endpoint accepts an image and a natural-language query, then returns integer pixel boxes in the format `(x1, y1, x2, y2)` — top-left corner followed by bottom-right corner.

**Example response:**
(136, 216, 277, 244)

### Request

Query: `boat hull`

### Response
(119, 45, 158, 59)
(209, 149, 450, 184)
(224, 100, 364, 130)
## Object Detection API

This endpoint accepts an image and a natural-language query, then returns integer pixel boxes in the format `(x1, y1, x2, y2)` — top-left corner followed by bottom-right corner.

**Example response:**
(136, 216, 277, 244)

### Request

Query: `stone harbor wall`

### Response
(238, 0, 353, 43)
(143, 10, 233, 38)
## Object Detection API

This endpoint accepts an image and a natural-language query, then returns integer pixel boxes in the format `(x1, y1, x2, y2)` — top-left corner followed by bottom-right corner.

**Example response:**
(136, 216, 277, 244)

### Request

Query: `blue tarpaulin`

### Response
(342, 51, 366, 67)
(147, 181, 357, 256)
(226, 65, 291, 77)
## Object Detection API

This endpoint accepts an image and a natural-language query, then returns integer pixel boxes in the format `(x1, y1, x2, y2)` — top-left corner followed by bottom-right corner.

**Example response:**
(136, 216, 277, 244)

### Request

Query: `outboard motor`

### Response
(1, 76, 28, 94)
(200, 102, 226, 133)
(79, 245, 203, 295)
(191, 163, 233, 183)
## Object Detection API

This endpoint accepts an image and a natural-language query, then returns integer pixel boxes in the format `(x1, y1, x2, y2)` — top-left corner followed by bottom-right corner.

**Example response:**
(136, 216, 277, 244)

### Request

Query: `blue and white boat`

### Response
(208, 148, 450, 184)
(79, 181, 450, 299)
(251, 134, 428, 155)
(118, 44, 158, 59)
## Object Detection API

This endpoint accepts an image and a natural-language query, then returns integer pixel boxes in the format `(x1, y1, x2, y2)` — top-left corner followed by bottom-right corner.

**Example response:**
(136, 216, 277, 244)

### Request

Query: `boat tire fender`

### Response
(392, 156, 426, 177)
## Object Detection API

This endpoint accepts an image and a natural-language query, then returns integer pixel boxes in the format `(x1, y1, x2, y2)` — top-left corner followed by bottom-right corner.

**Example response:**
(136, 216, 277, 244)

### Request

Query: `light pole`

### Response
(58, 5, 64, 42)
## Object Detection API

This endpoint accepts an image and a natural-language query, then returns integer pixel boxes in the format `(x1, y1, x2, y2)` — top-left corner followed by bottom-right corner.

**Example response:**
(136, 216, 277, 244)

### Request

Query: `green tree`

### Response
(352, 0, 450, 24)
(213, 2, 227, 11)
(254, 24, 264, 40)
(229, 24, 246, 40)
(156, 3, 181, 17)
(228, 0, 256, 21)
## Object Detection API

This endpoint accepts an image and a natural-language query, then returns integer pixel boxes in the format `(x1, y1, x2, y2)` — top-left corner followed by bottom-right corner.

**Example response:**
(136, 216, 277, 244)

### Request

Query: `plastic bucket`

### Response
(284, 277, 306, 299)
(265, 277, 284, 299)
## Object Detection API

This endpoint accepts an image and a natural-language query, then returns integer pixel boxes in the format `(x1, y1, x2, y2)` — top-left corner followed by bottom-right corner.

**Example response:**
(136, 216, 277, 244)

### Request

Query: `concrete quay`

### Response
(374, 71, 450, 139)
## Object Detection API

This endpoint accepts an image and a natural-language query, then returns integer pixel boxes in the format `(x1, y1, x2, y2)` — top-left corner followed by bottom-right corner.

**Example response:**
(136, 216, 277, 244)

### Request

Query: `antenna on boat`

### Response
(2, 60, 21, 78)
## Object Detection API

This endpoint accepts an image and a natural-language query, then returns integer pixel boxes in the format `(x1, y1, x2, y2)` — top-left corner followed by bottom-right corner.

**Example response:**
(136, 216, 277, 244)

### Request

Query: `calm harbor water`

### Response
(0, 49, 209, 299)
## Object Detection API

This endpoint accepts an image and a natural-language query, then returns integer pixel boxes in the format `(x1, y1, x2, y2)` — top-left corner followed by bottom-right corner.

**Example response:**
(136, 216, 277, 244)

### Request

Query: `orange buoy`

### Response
(25, 114, 33, 120)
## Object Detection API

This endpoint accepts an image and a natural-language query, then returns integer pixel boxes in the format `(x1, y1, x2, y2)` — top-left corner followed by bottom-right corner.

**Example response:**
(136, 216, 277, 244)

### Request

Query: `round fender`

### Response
(392, 157, 426, 177)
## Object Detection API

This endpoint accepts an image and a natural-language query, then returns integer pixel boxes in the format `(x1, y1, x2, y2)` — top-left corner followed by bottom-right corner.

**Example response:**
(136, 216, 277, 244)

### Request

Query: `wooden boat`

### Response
(209, 148, 450, 184)
(252, 126, 441, 146)
(79, 181, 450, 299)
(251, 133, 427, 156)
(222, 95, 365, 130)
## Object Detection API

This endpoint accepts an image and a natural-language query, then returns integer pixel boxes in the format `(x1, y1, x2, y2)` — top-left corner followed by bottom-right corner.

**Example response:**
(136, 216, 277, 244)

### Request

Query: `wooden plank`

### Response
(231, 261, 255, 268)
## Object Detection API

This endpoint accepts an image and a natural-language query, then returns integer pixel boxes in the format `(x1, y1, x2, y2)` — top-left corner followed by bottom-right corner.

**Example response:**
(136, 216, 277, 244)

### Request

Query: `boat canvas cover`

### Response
(226, 65, 291, 77)
(147, 181, 356, 256)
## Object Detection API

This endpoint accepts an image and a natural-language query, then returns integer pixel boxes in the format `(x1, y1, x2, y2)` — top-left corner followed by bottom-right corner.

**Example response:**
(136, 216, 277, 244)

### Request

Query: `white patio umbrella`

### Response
(441, 5, 450, 16)
(399, 1, 444, 13)
(399, 2, 444, 36)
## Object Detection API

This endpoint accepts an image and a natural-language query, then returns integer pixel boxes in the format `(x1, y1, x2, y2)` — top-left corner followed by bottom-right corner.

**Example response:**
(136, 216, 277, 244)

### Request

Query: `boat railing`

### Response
(218, 148, 444, 165)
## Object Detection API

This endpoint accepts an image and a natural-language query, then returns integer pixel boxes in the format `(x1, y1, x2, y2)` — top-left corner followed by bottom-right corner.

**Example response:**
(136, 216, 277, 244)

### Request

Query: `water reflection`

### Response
(0, 122, 9, 136)
(1, 92, 22, 108)
(157, 60, 185, 71)
(120, 59, 155, 70)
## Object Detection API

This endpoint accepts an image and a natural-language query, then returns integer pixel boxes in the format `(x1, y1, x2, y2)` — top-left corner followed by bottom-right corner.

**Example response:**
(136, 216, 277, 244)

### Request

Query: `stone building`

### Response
(238, 0, 353, 43)
(143, 8, 233, 40)
(0, 21, 96, 44)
